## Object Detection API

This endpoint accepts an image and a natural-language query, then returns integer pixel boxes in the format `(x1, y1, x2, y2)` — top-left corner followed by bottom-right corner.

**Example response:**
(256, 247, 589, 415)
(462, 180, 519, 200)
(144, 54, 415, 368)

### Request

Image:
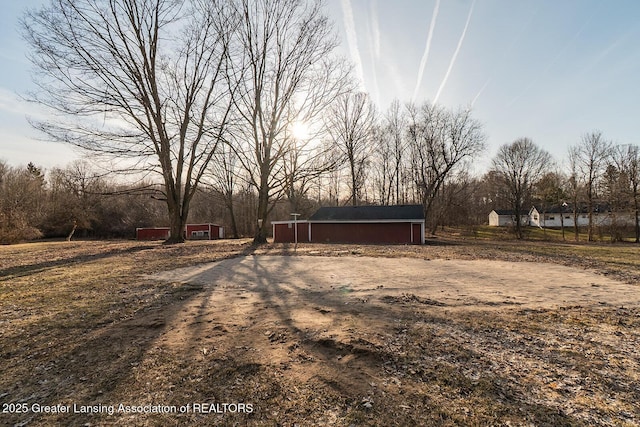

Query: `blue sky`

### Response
(2, 0, 640, 173)
(329, 0, 640, 172)
(0, 0, 77, 169)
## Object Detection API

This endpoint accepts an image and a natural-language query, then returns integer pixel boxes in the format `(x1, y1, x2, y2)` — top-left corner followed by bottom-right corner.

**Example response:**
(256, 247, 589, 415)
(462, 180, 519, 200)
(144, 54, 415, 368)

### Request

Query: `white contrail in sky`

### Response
(506, 7, 600, 108)
(470, 78, 490, 108)
(412, 0, 440, 102)
(581, 32, 630, 76)
(341, 0, 366, 91)
(370, 0, 381, 59)
(469, 5, 537, 108)
(366, 5, 381, 106)
(433, 0, 476, 104)
(507, 1, 604, 108)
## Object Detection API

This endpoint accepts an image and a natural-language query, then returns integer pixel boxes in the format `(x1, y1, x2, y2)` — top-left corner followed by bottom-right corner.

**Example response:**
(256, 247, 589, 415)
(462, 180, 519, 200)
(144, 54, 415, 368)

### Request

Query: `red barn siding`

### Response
(136, 227, 170, 240)
(412, 223, 422, 244)
(186, 224, 224, 240)
(187, 224, 210, 240)
(311, 222, 416, 244)
(273, 222, 310, 243)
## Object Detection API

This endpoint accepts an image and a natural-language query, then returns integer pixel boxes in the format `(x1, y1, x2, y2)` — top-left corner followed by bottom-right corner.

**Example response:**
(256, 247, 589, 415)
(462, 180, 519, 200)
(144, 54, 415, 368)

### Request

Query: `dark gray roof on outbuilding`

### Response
(493, 209, 520, 216)
(532, 204, 611, 214)
(309, 205, 424, 221)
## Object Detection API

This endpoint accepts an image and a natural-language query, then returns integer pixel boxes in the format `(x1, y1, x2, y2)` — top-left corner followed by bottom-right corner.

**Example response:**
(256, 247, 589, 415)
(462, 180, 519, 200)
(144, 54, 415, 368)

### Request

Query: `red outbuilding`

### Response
(272, 205, 425, 245)
(186, 223, 225, 240)
(136, 223, 224, 241)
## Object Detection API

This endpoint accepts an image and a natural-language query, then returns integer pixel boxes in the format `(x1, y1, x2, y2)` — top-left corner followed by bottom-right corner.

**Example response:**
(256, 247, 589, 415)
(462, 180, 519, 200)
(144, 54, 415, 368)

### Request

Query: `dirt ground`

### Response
(140, 255, 640, 426)
(1, 239, 640, 426)
(149, 255, 640, 309)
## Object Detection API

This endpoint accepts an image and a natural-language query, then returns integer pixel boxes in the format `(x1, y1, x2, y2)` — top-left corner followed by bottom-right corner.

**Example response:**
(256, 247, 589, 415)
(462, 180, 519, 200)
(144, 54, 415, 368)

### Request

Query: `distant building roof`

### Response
(310, 205, 424, 221)
(492, 209, 528, 216)
(531, 204, 611, 214)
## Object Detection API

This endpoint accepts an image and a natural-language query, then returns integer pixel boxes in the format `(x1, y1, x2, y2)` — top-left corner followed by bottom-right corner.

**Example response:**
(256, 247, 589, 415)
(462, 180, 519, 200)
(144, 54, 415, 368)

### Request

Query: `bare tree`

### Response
(567, 147, 583, 241)
(371, 100, 408, 205)
(613, 144, 640, 242)
(626, 145, 640, 243)
(207, 143, 242, 238)
(430, 169, 475, 230)
(325, 156, 345, 206)
(45, 160, 109, 240)
(282, 137, 336, 215)
(491, 138, 551, 239)
(602, 162, 628, 242)
(0, 162, 46, 243)
(226, 0, 349, 243)
(371, 123, 393, 205)
(477, 170, 511, 215)
(326, 92, 377, 206)
(23, 0, 236, 243)
(535, 171, 567, 239)
(388, 101, 408, 204)
(570, 131, 612, 241)
(408, 103, 485, 234)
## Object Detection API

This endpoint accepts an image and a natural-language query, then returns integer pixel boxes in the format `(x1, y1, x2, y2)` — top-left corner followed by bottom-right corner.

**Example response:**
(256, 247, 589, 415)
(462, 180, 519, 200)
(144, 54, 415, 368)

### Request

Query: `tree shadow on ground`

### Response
(4, 251, 616, 426)
(1, 244, 258, 427)
(136, 254, 591, 426)
(0, 244, 158, 279)
(1, 279, 216, 426)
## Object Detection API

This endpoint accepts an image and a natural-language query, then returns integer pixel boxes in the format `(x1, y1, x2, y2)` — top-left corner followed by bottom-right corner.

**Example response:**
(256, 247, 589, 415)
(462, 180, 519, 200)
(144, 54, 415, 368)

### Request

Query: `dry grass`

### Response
(1, 237, 639, 426)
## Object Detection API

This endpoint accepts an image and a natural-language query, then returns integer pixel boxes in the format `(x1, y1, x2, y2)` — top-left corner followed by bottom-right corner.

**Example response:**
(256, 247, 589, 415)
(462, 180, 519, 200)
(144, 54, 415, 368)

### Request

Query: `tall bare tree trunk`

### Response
(226, 196, 240, 239)
(254, 186, 270, 244)
(166, 199, 188, 244)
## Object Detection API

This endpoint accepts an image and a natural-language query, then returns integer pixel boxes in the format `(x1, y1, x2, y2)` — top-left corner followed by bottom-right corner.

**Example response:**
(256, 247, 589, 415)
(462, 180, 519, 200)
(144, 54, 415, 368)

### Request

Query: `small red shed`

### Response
(273, 205, 425, 245)
(186, 223, 224, 240)
(136, 223, 224, 240)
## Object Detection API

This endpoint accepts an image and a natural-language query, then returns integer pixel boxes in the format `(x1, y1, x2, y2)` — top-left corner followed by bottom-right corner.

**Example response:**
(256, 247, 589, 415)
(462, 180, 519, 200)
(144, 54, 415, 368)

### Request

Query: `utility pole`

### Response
(290, 213, 300, 252)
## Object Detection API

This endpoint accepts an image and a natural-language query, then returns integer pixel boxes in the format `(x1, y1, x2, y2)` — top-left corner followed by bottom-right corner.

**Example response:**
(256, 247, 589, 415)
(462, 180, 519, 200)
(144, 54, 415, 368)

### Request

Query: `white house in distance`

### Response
(488, 210, 530, 227)
(529, 204, 636, 228)
(490, 204, 636, 228)
(528, 205, 587, 228)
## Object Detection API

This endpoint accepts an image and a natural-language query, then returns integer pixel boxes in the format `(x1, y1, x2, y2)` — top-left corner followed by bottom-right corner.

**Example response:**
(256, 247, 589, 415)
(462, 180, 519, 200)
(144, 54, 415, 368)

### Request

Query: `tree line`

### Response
(10, 0, 638, 244)
(4, 123, 637, 244)
(0, 159, 260, 243)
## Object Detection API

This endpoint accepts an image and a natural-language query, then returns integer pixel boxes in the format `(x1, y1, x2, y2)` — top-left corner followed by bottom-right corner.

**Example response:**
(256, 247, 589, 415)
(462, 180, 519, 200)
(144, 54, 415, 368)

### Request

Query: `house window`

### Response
(549, 216, 555, 220)
(191, 231, 198, 237)
(533, 215, 539, 220)
(565, 215, 570, 219)
(544, 215, 555, 220)
(288, 223, 292, 229)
